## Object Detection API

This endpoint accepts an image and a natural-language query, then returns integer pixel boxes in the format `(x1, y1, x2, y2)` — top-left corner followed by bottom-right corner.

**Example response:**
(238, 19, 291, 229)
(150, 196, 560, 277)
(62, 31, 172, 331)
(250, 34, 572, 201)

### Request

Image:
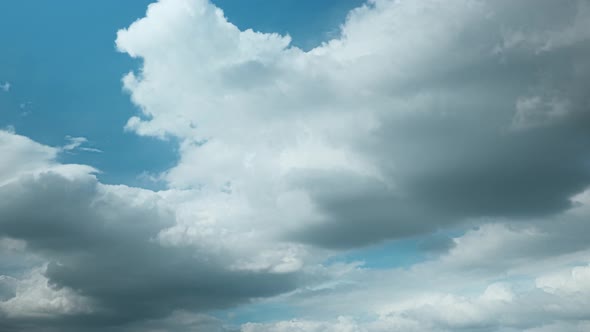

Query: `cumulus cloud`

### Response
(0, 82, 10, 92)
(117, 0, 590, 249)
(0, 130, 309, 331)
(226, 191, 590, 332)
(0, 267, 93, 319)
(0, 130, 56, 176)
(2, 0, 590, 330)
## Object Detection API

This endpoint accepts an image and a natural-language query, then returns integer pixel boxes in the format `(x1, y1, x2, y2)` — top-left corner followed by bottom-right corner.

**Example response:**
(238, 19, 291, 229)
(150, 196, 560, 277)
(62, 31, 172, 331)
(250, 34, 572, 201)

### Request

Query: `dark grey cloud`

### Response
(0, 172, 300, 330)
(285, 0, 590, 248)
(417, 235, 456, 254)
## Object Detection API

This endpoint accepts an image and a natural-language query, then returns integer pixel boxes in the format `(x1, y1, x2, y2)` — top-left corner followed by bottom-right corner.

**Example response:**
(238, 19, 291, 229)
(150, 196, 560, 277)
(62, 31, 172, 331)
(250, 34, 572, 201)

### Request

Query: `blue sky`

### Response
(1, 1, 590, 331)
(0, 0, 170, 186)
(0, 0, 363, 187)
(0, 1, 424, 323)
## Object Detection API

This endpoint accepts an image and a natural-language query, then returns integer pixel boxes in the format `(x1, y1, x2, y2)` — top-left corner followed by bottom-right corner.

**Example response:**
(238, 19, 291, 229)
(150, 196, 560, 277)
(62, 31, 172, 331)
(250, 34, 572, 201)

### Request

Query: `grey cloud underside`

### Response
(289, 9, 590, 248)
(0, 173, 299, 330)
(290, 107, 590, 248)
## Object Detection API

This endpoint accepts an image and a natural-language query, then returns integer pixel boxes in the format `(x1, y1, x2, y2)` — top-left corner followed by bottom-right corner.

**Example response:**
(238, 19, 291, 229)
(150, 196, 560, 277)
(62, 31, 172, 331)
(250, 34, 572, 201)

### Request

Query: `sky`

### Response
(0, 0, 589, 331)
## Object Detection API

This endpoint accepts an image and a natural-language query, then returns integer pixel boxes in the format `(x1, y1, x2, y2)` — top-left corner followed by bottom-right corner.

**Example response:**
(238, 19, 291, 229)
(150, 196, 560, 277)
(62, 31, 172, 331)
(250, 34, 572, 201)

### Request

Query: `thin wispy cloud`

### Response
(62, 136, 102, 153)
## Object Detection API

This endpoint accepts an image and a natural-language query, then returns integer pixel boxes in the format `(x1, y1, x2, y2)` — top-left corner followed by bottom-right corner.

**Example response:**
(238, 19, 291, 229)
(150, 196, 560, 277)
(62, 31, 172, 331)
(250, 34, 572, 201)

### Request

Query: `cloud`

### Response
(0, 130, 308, 330)
(241, 267, 590, 332)
(242, 228, 590, 331)
(0, 267, 93, 319)
(242, 316, 364, 332)
(0, 82, 10, 92)
(0, 177, 300, 329)
(235, 192, 590, 332)
(0, 130, 58, 185)
(3, 0, 590, 330)
(117, 0, 590, 249)
(417, 234, 456, 254)
(117, 311, 236, 332)
(251, 273, 590, 332)
(61, 136, 88, 151)
(61, 136, 102, 153)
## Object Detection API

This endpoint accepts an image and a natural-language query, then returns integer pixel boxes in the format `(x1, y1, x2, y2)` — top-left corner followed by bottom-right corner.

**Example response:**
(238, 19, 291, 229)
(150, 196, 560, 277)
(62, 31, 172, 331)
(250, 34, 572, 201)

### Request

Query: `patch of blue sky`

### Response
(0, 0, 368, 189)
(212, 0, 367, 51)
(211, 299, 296, 326)
(324, 237, 429, 269)
(325, 227, 466, 269)
(0, 0, 176, 188)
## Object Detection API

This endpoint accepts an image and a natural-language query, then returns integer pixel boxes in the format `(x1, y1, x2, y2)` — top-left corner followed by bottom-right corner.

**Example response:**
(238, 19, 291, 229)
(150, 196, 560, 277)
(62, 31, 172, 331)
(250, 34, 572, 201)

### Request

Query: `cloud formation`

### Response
(117, 0, 590, 248)
(0, 131, 306, 331)
(1, 0, 590, 330)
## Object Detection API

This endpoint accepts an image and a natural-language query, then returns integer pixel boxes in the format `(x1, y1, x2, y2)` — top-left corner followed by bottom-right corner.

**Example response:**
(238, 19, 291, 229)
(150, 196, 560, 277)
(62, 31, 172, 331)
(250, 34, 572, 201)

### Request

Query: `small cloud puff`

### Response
(0, 81, 10, 92)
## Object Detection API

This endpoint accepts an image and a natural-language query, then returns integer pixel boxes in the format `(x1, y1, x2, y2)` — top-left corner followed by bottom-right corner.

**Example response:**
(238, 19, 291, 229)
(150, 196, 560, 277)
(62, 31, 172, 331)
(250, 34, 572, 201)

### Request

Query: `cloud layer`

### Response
(1, 0, 590, 330)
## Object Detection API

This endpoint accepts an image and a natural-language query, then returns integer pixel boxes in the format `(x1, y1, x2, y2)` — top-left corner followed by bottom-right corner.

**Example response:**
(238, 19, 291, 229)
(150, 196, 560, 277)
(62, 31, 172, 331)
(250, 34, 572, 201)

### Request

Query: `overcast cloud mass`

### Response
(1, 0, 590, 331)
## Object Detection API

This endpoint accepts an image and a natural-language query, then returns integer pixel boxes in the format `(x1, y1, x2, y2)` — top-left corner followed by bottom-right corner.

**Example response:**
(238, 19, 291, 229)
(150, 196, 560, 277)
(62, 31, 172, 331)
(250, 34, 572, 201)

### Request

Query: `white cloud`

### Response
(239, 193, 590, 332)
(0, 266, 93, 319)
(61, 136, 88, 151)
(242, 316, 364, 332)
(62, 136, 102, 153)
(239, 259, 590, 332)
(0, 129, 316, 329)
(0, 130, 58, 185)
(536, 264, 590, 295)
(0, 81, 10, 92)
(116, 0, 590, 250)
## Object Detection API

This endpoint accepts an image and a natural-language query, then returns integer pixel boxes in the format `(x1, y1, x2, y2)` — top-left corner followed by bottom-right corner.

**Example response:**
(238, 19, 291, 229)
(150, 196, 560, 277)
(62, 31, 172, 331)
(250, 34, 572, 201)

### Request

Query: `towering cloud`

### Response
(117, 0, 590, 248)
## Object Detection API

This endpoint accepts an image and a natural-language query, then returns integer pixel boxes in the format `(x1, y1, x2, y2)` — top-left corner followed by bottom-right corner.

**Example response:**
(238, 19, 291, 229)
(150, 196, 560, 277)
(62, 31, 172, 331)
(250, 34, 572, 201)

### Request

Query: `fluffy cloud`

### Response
(0, 130, 308, 331)
(0, 267, 92, 319)
(0, 130, 58, 185)
(243, 224, 590, 331)
(231, 191, 590, 332)
(117, 0, 590, 249)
